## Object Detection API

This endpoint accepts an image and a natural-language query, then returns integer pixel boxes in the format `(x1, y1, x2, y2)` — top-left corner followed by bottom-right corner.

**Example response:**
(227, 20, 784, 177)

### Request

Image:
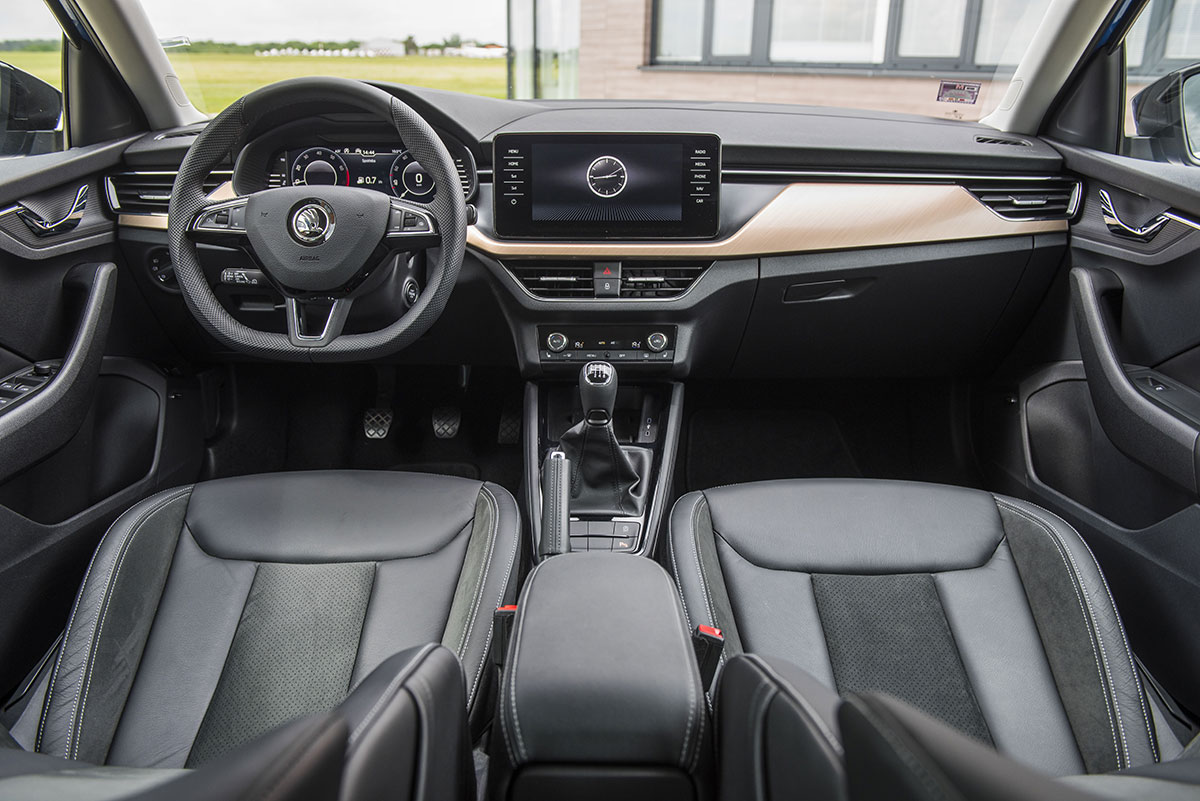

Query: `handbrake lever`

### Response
(539, 450, 571, 558)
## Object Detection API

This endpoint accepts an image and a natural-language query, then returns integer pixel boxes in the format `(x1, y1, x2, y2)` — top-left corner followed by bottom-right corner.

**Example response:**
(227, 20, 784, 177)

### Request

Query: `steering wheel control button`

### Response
(546, 332, 568, 353)
(289, 200, 335, 245)
(220, 268, 267, 286)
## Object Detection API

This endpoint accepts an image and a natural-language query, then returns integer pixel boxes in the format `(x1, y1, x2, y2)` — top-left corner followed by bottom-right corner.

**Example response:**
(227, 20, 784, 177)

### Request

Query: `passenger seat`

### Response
(668, 479, 1188, 796)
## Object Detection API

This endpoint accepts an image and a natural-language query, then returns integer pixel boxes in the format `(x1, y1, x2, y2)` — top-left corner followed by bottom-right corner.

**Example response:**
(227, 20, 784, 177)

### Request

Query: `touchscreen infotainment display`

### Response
(492, 133, 720, 239)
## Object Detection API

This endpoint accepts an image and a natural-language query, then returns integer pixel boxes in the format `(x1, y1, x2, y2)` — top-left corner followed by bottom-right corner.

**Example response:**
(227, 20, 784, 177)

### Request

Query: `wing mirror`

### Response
(1131, 63, 1200, 163)
(0, 61, 62, 134)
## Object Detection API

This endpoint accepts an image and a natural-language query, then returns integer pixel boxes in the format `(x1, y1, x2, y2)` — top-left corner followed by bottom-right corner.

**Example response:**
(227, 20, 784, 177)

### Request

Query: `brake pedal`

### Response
(363, 366, 396, 439)
(363, 408, 393, 439)
(432, 406, 461, 439)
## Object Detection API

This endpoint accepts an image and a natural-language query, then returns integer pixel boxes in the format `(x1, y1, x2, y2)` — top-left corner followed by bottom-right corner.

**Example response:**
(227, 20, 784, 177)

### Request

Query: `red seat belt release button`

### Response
(693, 624, 724, 690)
(494, 605, 518, 668)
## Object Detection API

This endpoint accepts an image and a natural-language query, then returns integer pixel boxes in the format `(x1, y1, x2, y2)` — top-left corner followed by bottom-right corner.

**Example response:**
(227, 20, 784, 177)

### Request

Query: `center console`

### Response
(523, 364, 683, 560)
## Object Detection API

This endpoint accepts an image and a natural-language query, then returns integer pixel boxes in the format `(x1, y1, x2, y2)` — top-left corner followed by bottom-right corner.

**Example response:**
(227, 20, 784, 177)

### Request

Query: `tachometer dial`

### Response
(290, 147, 349, 187)
(389, 151, 435, 199)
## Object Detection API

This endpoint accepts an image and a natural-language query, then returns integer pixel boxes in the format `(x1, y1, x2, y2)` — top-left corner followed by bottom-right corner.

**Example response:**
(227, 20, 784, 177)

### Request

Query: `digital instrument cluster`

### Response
(277, 143, 477, 204)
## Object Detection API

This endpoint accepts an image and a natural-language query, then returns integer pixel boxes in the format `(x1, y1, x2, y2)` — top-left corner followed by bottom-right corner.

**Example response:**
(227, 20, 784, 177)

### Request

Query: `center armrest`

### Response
(492, 553, 711, 801)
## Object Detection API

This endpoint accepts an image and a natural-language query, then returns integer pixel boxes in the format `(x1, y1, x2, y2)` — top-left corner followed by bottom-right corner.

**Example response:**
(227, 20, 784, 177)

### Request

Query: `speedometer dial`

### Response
(389, 151, 435, 200)
(290, 147, 349, 187)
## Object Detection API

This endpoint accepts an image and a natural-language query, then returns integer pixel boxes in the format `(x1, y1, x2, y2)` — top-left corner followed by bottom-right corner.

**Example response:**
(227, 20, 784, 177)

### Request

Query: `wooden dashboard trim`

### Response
(466, 183, 1065, 258)
(119, 182, 1067, 254)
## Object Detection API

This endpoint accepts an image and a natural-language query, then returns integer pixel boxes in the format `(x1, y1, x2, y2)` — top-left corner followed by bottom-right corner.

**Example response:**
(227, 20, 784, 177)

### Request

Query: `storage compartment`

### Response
(490, 554, 711, 801)
(1026, 379, 1192, 530)
(736, 236, 1064, 377)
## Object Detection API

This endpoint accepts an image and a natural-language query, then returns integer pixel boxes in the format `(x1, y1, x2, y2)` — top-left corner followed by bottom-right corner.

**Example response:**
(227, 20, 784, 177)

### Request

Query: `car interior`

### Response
(3, 0, 1200, 799)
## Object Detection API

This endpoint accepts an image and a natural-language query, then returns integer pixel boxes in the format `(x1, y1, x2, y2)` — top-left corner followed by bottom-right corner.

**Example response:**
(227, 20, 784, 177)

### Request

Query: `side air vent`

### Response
(507, 262, 594, 299)
(620, 262, 709, 298)
(975, 135, 1032, 147)
(105, 171, 232, 214)
(960, 177, 1080, 221)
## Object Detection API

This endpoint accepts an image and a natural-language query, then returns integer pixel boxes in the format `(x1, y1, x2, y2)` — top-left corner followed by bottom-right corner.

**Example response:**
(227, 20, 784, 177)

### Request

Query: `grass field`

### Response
(0, 50, 506, 114)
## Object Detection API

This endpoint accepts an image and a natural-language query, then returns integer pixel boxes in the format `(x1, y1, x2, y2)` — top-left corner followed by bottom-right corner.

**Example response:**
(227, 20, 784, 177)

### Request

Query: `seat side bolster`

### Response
(716, 654, 845, 801)
(996, 494, 1158, 772)
(668, 491, 744, 662)
(338, 644, 472, 801)
(36, 486, 194, 763)
(440, 483, 521, 718)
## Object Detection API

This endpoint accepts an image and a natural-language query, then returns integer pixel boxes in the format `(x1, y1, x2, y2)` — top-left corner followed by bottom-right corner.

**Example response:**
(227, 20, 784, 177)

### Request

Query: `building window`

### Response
(649, 0, 1054, 72)
(1125, 0, 1200, 78)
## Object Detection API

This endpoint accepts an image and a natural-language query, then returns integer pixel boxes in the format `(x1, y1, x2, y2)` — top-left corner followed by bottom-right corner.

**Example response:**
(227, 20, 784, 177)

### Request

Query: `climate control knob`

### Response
(546, 332, 569, 353)
(646, 332, 669, 352)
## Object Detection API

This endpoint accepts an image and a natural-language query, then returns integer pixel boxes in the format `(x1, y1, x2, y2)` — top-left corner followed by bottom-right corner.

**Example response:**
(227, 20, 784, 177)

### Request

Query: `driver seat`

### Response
(1, 470, 521, 800)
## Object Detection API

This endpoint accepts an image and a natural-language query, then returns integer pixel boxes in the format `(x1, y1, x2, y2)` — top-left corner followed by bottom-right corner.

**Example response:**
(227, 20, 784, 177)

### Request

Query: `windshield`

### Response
(141, 0, 1055, 122)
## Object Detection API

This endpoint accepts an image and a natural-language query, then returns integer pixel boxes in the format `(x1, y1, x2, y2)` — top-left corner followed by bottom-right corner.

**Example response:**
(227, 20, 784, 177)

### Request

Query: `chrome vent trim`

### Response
(105, 170, 233, 215)
(960, 177, 1081, 221)
(619, 262, 708, 298)
(506, 262, 594, 299)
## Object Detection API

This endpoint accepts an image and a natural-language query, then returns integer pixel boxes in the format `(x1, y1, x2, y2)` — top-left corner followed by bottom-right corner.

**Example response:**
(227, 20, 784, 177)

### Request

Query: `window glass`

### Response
(898, 0, 966, 59)
(1167, 0, 1200, 59)
(0, 0, 64, 155)
(1125, 3, 1153, 69)
(711, 0, 754, 58)
(770, 0, 889, 64)
(975, 0, 1051, 65)
(655, 0, 704, 62)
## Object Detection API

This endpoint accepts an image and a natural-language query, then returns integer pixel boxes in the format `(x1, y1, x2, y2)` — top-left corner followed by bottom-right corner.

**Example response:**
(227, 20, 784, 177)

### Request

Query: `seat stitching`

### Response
(692, 496, 720, 636)
(467, 486, 516, 710)
(456, 488, 497, 659)
(69, 487, 192, 760)
(1012, 498, 1158, 763)
(994, 499, 1126, 768)
(744, 654, 843, 756)
(348, 643, 437, 746)
(667, 567, 698, 770)
(667, 496, 693, 630)
(36, 498, 114, 753)
(506, 561, 546, 763)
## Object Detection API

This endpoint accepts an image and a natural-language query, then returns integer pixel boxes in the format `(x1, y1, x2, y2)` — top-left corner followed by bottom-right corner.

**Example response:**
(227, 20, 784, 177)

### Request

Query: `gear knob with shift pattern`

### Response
(581, 361, 617, 425)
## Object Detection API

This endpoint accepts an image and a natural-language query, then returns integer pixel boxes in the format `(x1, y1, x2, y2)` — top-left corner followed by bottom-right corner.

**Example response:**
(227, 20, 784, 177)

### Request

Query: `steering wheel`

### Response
(167, 77, 468, 361)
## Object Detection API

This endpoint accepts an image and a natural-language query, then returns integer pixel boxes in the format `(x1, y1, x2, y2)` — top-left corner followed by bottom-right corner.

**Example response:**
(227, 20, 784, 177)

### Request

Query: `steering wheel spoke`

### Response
(385, 198, 440, 250)
(189, 196, 250, 246)
(285, 296, 353, 347)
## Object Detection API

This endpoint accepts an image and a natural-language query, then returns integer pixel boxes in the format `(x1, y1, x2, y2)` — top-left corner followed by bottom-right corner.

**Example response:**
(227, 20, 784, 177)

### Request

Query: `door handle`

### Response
(1098, 189, 1169, 242)
(15, 185, 88, 237)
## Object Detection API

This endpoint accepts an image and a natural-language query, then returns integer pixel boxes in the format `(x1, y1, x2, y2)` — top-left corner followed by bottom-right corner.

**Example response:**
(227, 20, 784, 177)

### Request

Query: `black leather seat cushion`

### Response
(0, 644, 473, 801)
(5, 470, 518, 791)
(671, 479, 1162, 778)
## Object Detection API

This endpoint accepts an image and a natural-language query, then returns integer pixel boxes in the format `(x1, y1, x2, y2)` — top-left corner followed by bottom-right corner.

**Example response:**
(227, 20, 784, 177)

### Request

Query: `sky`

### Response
(8, 0, 509, 45)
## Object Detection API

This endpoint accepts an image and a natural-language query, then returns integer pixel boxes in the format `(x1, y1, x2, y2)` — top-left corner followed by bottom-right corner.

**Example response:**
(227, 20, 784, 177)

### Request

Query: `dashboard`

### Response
(110, 86, 1076, 377)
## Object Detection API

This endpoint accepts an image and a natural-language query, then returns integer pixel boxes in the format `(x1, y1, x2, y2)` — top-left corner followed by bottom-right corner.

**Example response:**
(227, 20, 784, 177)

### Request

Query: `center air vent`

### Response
(960, 177, 1080, 221)
(507, 262, 594, 299)
(620, 262, 708, 298)
(105, 171, 232, 215)
(505, 260, 711, 300)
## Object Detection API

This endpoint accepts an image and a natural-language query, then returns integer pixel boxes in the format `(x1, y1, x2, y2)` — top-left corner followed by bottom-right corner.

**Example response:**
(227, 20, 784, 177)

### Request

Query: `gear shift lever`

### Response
(556, 361, 649, 517)
(581, 361, 618, 425)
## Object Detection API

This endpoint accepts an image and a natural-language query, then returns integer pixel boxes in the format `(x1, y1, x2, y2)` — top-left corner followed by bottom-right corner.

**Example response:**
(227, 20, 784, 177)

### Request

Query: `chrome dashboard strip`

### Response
(466, 183, 1066, 259)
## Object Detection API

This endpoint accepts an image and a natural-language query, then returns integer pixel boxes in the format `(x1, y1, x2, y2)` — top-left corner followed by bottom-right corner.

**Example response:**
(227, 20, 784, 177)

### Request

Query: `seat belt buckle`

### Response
(493, 605, 518, 668)
(692, 624, 724, 689)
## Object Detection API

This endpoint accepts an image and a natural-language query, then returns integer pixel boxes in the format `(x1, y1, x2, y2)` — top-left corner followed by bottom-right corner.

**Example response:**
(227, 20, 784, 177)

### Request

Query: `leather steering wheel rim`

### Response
(167, 77, 468, 362)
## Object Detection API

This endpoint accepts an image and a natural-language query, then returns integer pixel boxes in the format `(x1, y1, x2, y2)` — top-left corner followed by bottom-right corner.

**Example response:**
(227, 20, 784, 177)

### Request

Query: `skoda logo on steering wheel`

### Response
(289, 201, 335, 245)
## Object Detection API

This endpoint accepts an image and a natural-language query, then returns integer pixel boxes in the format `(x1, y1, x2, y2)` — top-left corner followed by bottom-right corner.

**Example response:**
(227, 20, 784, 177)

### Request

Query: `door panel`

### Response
(0, 146, 203, 699)
(985, 148, 1200, 716)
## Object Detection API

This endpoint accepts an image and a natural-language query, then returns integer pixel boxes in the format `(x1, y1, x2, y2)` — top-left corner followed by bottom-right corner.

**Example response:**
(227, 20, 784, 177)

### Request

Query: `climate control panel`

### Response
(537, 325, 676, 363)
